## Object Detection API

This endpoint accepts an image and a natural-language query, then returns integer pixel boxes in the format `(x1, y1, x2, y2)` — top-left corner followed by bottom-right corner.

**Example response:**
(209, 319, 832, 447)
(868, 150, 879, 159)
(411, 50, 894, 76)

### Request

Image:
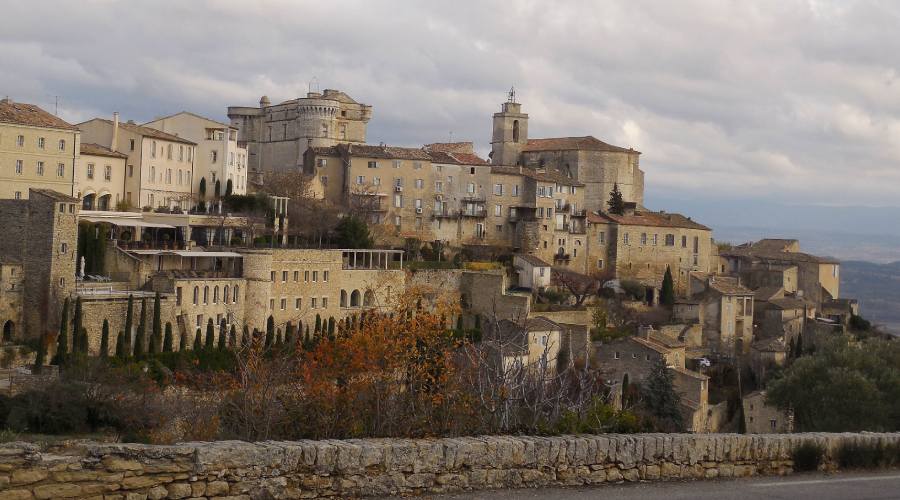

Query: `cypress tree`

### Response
(607, 183, 625, 215)
(179, 328, 187, 352)
(795, 334, 804, 359)
(660, 266, 676, 307)
(642, 358, 684, 431)
(242, 325, 250, 347)
(133, 297, 147, 359)
(315, 314, 322, 333)
(115, 331, 125, 360)
(123, 294, 134, 357)
(218, 319, 227, 350)
(265, 316, 275, 348)
(275, 329, 283, 347)
(229, 324, 237, 348)
(205, 318, 215, 350)
(163, 322, 173, 352)
(151, 292, 162, 354)
(99, 319, 110, 359)
(284, 322, 294, 346)
(72, 296, 83, 354)
(328, 317, 335, 335)
(193, 328, 203, 351)
(53, 297, 70, 365)
(34, 332, 47, 374)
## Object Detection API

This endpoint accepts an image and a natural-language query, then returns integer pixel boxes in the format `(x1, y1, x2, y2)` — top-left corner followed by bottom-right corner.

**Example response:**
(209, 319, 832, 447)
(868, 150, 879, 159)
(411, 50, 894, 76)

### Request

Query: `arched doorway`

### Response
(350, 290, 361, 307)
(82, 193, 96, 210)
(97, 193, 112, 211)
(2, 320, 13, 342)
(363, 290, 375, 307)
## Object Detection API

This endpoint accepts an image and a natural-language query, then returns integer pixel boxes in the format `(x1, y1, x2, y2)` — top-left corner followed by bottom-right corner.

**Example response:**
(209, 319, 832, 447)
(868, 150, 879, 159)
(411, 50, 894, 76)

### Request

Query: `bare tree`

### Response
(552, 268, 601, 306)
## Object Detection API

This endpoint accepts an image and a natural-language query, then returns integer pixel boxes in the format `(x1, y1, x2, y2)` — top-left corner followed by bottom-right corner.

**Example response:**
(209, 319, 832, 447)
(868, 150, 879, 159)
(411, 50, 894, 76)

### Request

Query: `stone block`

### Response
(643, 464, 660, 480)
(0, 490, 33, 500)
(190, 481, 206, 497)
(165, 482, 192, 499)
(33, 483, 82, 499)
(206, 480, 230, 496)
(606, 467, 623, 482)
(122, 475, 162, 490)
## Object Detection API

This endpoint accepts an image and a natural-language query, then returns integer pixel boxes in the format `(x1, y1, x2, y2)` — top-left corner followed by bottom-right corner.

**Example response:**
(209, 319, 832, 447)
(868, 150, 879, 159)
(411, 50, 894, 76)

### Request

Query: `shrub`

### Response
(792, 442, 825, 472)
(836, 441, 898, 469)
(620, 279, 646, 301)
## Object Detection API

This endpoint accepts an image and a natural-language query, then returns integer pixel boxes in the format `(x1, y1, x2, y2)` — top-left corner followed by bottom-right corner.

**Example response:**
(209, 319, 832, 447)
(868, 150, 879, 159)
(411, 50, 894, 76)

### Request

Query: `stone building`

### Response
(489, 94, 644, 213)
(0, 99, 81, 200)
(686, 276, 755, 356)
(78, 114, 197, 210)
(489, 317, 564, 374)
(228, 90, 371, 173)
(0, 189, 79, 340)
(76, 143, 128, 210)
(0, 261, 23, 341)
(742, 390, 793, 434)
(144, 112, 249, 198)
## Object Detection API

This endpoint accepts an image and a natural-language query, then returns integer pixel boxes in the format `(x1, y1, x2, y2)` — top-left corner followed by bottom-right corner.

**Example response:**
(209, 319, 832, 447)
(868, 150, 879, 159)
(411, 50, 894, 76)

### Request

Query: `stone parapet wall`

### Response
(0, 432, 897, 499)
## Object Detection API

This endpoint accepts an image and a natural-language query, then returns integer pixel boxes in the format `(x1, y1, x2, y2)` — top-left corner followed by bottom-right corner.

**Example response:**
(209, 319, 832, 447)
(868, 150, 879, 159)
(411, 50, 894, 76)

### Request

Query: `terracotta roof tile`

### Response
(80, 142, 128, 159)
(79, 118, 196, 145)
(490, 165, 583, 186)
(424, 142, 475, 154)
(588, 210, 710, 231)
(515, 253, 551, 268)
(523, 136, 639, 154)
(0, 100, 78, 130)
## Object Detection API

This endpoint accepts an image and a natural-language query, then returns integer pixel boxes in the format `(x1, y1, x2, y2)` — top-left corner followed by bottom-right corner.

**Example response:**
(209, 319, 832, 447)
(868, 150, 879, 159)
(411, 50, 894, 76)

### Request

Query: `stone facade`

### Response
(0, 432, 896, 499)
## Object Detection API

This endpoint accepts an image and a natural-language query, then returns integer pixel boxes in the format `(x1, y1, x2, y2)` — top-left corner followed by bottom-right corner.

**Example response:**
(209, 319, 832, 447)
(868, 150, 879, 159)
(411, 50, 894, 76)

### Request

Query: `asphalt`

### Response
(421, 471, 900, 500)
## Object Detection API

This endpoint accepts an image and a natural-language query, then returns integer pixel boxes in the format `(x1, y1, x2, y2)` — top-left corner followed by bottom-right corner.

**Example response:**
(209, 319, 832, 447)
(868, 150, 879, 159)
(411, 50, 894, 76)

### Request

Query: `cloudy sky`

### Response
(2, 0, 899, 238)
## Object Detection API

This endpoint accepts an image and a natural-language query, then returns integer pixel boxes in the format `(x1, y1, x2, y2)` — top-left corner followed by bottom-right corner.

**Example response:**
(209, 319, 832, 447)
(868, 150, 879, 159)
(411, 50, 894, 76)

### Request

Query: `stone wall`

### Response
(0, 432, 897, 499)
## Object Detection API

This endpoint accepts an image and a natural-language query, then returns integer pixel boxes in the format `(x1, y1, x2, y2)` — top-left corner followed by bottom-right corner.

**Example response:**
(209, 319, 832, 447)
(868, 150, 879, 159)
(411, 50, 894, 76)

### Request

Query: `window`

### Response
(356, 175, 365, 185)
(770, 419, 777, 430)
(322, 297, 328, 308)
(282, 271, 288, 282)
(323, 271, 329, 282)
(58, 139, 66, 151)
(176, 287, 182, 306)
(394, 215, 401, 227)
(128, 165, 134, 177)
(512, 184, 519, 196)
(494, 204, 502, 216)
(60, 242, 67, 254)
(295, 298, 302, 309)
(597, 259, 604, 269)
(151, 140, 157, 158)
(311, 297, 318, 309)
(415, 198, 422, 210)
(598, 231, 606, 244)
(415, 178, 424, 189)
(293, 271, 299, 281)
(129, 139, 135, 151)
(13, 192, 21, 200)
(373, 177, 381, 185)
(641, 233, 647, 245)
(150, 166, 156, 182)
(280, 298, 286, 310)
(495, 224, 502, 232)
(269, 299, 275, 310)
(367, 161, 378, 169)
(56, 163, 64, 177)
(623, 233, 630, 245)
(312, 271, 318, 282)
(681, 235, 687, 248)
(197, 315, 203, 328)
(393, 160, 401, 168)
(15, 160, 22, 174)
(435, 181, 443, 192)
(87, 163, 95, 179)
(104, 165, 112, 181)
(166, 169, 172, 184)
(233, 286, 239, 303)
(167, 144, 173, 160)
(394, 194, 402, 208)
(59, 203, 65, 213)
(413, 161, 422, 170)
(467, 182, 475, 194)
(211, 150, 218, 163)
(223, 285, 229, 303)
(304, 270, 309, 282)
(213, 286, 219, 303)
(317, 158, 327, 168)
(36, 161, 44, 176)
(614, 351, 620, 359)
(203, 286, 209, 304)
(177, 170, 183, 185)
(193, 286, 199, 305)
(320, 175, 328, 186)
(16, 135, 24, 147)
(665, 234, 675, 246)
(493, 183, 504, 196)
(187, 147, 192, 162)
(651, 234, 658, 246)
(270, 271, 276, 281)
(179, 145, 184, 161)
(37, 137, 45, 149)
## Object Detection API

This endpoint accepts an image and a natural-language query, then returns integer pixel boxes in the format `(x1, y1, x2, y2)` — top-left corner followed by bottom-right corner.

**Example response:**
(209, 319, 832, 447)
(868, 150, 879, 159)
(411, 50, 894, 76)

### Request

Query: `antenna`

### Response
(507, 86, 516, 103)
(308, 77, 320, 94)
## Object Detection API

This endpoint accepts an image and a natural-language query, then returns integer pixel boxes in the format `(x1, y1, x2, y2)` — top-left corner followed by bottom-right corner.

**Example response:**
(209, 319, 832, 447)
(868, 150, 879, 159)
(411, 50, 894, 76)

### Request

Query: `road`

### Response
(422, 471, 900, 500)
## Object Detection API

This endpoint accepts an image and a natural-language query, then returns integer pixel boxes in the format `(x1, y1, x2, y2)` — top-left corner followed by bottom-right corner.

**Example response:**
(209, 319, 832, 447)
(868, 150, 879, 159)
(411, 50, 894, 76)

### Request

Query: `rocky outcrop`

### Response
(0, 432, 897, 499)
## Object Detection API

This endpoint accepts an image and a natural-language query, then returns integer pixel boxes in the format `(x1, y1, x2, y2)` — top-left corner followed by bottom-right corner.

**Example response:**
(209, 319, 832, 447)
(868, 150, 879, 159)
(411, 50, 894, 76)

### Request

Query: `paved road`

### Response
(423, 471, 900, 499)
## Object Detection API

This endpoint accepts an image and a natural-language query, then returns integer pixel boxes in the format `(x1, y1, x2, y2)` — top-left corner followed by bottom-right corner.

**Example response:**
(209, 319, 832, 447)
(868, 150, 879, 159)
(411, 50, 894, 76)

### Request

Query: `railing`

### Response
(460, 208, 486, 218)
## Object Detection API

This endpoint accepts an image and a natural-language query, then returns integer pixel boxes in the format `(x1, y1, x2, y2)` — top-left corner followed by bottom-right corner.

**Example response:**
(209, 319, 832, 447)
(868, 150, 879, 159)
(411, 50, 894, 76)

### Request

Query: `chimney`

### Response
(111, 112, 120, 152)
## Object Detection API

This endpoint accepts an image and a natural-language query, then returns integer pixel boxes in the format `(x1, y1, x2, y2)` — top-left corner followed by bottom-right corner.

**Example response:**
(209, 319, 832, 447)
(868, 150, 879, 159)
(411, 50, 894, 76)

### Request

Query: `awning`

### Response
(127, 250, 243, 258)
(81, 216, 175, 229)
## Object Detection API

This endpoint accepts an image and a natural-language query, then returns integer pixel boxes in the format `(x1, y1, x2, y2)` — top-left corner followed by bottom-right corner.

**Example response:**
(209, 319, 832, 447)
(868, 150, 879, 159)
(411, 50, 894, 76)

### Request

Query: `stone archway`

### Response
(2, 320, 13, 342)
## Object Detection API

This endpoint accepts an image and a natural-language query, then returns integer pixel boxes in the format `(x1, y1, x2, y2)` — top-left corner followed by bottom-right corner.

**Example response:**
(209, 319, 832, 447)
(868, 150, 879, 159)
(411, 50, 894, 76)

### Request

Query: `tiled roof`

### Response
(490, 165, 584, 186)
(144, 111, 235, 130)
(767, 297, 808, 310)
(428, 150, 491, 166)
(515, 253, 551, 268)
(424, 142, 474, 154)
(79, 118, 196, 145)
(630, 336, 671, 355)
(708, 278, 753, 296)
(588, 210, 710, 231)
(668, 365, 710, 381)
(526, 316, 562, 332)
(523, 136, 639, 154)
(647, 331, 686, 349)
(30, 188, 79, 202)
(753, 286, 784, 301)
(308, 145, 341, 156)
(721, 242, 838, 265)
(346, 144, 431, 160)
(752, 337, 787, 353)
(80, 143, 128, 159)
(0, 100, 78, 130)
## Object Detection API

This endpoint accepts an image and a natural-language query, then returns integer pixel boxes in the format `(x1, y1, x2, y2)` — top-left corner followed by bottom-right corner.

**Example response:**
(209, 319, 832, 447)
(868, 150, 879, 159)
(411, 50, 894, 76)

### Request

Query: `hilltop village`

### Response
(0, 89, 864, 433)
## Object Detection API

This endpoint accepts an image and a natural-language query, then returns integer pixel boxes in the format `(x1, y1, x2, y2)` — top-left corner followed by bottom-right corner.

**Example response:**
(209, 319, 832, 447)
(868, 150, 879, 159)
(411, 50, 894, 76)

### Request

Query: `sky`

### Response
(2, 0, 899, 241)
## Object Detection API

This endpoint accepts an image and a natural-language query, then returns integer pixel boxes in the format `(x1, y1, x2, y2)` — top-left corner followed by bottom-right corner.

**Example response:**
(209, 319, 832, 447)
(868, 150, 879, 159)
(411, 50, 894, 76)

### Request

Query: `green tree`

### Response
(193, 328, 202, 351)
(123, 294, 134, 357)
(660, 266, 675, 307)
(214, 179, 221, 199)
(275, 329, 283, 347)
(335, 215, 372, 248)
(225, 179, 233, 197)
(179, 329, 187, 352)
(265, 316, 275, 348)
(795, 334, 804, 358)
(328, 317, 336, 336)
(72, 296, 85, 354)
(218, 319, 227, 350)
(151, 292, 162, 354)
(284, 322, 294, 346)
(315, 314, 322, 333)
(133, 297, 147, 359)
(607, 183, 625, 215)
(205, 318, 215, 350)
(115, 331, 125, 360)
(34, 332, 47, 374)
(641, 359, 684, 431)
(53, 297, 70, 365)
(99, 319, 110, 359)
(198, 177, 207, 201)
(163, 322, 173, 352)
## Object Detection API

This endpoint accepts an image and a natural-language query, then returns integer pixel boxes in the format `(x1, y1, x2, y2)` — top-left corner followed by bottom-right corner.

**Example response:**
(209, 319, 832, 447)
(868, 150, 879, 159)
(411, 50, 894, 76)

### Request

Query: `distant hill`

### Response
(841, 260, 900, 335)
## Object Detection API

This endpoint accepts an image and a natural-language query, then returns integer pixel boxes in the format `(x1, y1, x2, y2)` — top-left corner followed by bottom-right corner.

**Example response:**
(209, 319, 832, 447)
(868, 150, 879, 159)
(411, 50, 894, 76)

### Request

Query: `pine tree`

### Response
(151, 292, 162, 354)
(218, 319, 227, 350)
(99, 319, 110, 359)
(205, 318, 215, 350)
(163, 322, 173, 352)
(34, 332, 47, 373)
(265, 316, 275, 348)
(229, 324, 237, 348)
(607, 183, 625, 215)
(115, 331, 125, 360)
(123, 294, 134, 357)
(53, 297, 70, 365)
(642, 359, 684, 431)
(133, 297, 147, 359)
(660, 266, 676, 307)
(193, 328, 202, 351)
(72, 296, 84, 354)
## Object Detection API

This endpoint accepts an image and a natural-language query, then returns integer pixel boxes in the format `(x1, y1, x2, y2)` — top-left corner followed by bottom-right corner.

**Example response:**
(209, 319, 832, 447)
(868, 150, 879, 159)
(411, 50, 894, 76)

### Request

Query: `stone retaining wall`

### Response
(0, 432, 898, 499)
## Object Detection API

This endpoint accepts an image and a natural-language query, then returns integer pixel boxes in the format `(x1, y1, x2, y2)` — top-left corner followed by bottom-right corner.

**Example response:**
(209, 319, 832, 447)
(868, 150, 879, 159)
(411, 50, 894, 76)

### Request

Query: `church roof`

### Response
(523, 136, 639, 154)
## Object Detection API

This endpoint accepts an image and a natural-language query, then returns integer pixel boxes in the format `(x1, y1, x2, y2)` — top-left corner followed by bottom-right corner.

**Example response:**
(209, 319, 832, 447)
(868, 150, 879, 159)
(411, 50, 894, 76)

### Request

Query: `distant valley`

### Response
(839, 260, 900, 335)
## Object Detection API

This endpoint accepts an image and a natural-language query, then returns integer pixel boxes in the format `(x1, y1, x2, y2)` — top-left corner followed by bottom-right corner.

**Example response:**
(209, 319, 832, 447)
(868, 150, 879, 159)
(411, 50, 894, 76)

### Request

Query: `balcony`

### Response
(462, 194, 486, 203)
(553, 252, 571, 262)
(460, 207, 486, 218)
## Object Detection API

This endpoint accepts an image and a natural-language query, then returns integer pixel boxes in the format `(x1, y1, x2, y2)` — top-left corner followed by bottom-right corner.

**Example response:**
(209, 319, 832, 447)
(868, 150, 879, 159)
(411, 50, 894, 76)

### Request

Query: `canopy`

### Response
(80, 216, 175, 229)
(127, 249, 242, 258)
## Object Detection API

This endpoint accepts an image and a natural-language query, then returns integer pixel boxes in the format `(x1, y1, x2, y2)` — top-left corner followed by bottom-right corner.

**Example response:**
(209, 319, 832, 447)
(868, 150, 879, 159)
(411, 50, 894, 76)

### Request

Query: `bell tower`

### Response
(490, 87, 528, 166)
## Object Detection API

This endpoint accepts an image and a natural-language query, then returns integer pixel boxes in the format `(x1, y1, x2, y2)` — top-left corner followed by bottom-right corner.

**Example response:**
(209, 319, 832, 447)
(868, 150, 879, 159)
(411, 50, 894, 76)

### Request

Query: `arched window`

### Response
(213, 286, 219, 304)
(363, 290, 375, 307)
(350, 290, 361, 308)
(193, 286, 199, 305)
(223, 285, 229, 303)
(340, 290, 348, 308)
(2, 320, 14, 342)
(512, 120, 519, 142)
(233, 285, 239, 303)
(203, 286, 209, 304)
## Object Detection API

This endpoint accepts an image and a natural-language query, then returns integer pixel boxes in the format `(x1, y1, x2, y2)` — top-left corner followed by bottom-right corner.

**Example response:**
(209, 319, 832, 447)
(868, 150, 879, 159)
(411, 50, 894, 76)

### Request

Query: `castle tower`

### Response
(490, 88, 528, 166)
